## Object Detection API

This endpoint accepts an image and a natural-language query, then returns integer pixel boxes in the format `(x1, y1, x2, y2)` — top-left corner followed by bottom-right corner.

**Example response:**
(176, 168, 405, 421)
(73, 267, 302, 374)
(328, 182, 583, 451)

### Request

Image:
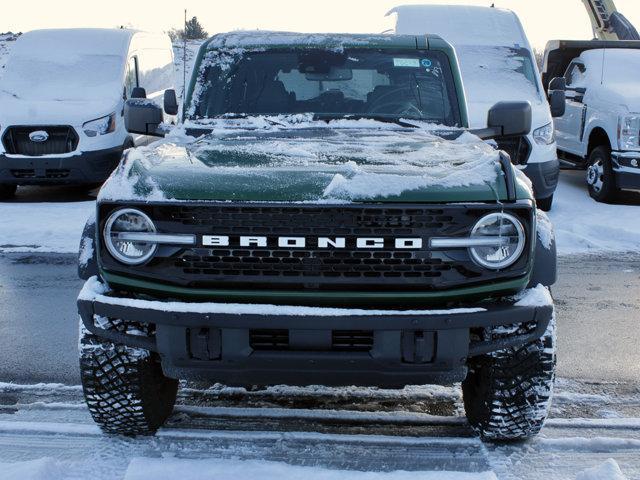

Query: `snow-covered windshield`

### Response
(189, 49, 462, 126)
(455, 45, 540, 105)
(1, 53, 123, 101)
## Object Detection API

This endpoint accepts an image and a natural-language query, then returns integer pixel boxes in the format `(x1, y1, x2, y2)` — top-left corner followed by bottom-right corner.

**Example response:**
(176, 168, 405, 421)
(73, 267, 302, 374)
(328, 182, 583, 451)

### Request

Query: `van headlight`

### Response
(533, 123, 554, 145)
(619, 115, 640, 150)
(469, 213, 526, 270)
(83, 112, 116, 137)
(104, 208, 157, 265)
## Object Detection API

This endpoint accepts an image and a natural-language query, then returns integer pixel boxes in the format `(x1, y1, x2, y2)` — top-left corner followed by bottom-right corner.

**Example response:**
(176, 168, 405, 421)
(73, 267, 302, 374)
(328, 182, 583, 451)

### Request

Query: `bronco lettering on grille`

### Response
(202, 236, 423, 250)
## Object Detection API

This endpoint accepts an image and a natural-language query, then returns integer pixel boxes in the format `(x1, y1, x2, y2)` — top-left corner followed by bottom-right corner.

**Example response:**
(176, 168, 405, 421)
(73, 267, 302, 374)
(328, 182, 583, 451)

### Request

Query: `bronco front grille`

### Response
(2, 125, 79, 156)
(99, 203, 533, 292)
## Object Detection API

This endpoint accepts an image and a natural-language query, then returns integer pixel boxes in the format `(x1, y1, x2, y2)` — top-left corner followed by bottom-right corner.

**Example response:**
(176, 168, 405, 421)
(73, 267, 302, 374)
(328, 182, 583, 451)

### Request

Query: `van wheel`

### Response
(536, 195, 553, 212)
(462, 318, 556, 443)
(0, 184, 17, 200)
(79, 324, 178, 436)
(586, 146, 618, 203)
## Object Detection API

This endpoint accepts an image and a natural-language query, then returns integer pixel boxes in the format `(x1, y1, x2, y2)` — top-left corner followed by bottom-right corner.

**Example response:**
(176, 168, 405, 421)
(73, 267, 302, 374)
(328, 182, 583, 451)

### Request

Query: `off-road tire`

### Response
(587, 146, 618, 203)
(462, 319, 556, 442)
(536, 194, 553, 212)
(0, 184, 17, 200)
(79, 326, 178, 436)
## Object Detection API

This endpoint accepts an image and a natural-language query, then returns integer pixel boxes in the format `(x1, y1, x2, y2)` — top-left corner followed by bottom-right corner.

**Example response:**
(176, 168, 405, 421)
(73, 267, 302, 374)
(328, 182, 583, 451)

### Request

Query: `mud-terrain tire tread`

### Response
(79, 329, 178, 436)
(462, 321, 556, 442)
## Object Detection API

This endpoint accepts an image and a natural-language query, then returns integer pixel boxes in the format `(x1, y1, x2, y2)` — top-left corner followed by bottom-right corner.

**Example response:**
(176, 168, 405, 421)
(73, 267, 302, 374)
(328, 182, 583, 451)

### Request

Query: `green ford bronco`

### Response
(77, 32, 557, 442)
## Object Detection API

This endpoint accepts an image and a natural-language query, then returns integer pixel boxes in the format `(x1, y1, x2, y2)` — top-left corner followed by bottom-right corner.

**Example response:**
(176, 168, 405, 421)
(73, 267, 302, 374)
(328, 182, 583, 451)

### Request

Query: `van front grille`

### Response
(2, 126, 79, 156)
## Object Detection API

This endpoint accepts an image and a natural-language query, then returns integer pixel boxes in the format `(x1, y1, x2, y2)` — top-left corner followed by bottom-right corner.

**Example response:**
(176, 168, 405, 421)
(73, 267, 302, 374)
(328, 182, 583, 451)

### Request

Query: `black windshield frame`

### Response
(189, 48, 462, 127)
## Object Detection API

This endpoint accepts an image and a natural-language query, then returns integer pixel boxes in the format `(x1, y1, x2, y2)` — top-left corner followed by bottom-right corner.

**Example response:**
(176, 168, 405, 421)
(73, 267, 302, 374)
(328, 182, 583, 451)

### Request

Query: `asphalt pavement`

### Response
(0, 251, 638, 385)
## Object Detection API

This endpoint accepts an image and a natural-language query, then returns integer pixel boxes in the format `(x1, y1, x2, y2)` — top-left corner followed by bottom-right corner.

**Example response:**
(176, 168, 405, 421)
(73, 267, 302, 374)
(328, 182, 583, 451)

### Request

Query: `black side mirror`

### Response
(549, 90, 566, 118)
(124, 99, 164, 137)
(549, 77, 566, 91)
(131, 87, 147, 99)
(164, 89, 179, 116)
(487, 101, 532, 137)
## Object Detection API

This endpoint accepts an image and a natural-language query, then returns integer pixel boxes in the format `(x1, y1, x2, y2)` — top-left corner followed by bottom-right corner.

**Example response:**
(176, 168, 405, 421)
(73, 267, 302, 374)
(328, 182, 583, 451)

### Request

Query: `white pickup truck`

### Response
(543, 40, 640, 202)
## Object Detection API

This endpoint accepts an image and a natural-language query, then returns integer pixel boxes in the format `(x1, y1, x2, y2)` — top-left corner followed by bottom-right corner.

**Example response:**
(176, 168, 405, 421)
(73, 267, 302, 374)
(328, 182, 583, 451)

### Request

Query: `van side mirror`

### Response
(124, 99, 164, 137)
(164, 89, 179, 116)
(548, 77, 567, 118)
(487, 101, 532, 137)
(131, 87, 147, 99)
(549, 77, 566, 91)
(549, 90, 566, 118)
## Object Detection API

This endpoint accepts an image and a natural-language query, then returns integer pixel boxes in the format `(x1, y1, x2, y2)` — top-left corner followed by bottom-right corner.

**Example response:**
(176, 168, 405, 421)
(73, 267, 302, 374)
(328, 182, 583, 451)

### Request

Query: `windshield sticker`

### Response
(393, 58, 420, 68)
(421, 59, 432, 68)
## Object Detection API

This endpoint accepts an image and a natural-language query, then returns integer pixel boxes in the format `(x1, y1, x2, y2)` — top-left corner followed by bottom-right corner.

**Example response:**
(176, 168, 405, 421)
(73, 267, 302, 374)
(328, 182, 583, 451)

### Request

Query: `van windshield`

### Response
(1, 54, 123, 101)
(189, 49, 462, 126)
(455, 45, 540, 105)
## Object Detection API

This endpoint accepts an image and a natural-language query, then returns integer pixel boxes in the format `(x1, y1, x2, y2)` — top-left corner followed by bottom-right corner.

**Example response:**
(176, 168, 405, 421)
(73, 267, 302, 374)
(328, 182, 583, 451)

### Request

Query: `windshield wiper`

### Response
(314, 114, 420, 129)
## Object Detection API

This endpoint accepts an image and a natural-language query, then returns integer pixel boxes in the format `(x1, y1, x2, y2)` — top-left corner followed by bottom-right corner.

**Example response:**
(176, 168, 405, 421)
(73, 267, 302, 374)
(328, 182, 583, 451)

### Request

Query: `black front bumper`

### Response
(522, 159, 560, 200)
(78, 288, 553, 388)
(0, 146, 124, 186)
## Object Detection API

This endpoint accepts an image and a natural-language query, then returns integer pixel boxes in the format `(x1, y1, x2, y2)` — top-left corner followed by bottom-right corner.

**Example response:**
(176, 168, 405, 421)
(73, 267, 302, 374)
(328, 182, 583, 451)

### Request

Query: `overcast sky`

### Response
(4, 0, 640, 49)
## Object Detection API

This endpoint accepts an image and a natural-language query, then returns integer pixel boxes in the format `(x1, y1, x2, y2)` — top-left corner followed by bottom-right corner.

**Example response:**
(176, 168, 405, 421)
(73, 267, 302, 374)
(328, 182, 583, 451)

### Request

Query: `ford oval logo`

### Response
(29, 131, 49, 143)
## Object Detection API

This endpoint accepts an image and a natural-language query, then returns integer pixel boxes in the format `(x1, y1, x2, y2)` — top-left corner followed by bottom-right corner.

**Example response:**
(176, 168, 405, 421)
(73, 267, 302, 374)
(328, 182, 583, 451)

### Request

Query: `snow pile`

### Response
(123, 457, 498, 480)
(0, 201, 94, 253)
(548, 172, 640, 255)
(576, 460, 628, 480)
(513, 285, 554, 307)
(1, 457, 66, 480)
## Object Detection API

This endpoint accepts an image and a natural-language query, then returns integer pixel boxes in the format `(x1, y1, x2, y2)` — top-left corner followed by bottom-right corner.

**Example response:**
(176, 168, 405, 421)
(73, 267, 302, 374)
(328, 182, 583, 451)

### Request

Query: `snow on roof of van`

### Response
(389, 5, 526, 47)
(0, 29, 134, 102)
(12, 28, 134, 58)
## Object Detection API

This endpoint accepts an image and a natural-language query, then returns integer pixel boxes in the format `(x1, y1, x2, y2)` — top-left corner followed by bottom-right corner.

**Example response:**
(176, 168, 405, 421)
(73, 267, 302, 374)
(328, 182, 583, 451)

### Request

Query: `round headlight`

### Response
(104, 208, 157, 265)
(469, 213, 526, 270)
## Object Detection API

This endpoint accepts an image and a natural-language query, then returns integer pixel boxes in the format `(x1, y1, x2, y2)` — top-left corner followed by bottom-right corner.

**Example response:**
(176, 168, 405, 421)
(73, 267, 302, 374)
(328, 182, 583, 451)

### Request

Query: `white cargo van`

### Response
(0, 28, 176, 199)
(390, 5, 561, 210)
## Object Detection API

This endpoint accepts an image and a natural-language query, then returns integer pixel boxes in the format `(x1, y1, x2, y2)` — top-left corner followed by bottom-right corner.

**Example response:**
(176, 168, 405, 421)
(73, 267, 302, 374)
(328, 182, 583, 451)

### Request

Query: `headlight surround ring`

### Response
(469, 212, 526, 270)
(103, 208, 158, 265)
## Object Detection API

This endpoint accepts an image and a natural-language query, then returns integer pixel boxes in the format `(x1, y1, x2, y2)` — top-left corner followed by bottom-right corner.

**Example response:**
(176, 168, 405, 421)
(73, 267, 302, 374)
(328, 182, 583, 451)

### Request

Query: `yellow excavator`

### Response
(581, 0, 639, 40)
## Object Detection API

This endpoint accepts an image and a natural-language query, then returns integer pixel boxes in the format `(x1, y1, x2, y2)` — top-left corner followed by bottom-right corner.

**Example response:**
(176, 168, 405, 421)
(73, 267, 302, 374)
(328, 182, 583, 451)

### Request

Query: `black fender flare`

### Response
(528, 212, 557, 288)
(78, 213, 99, 280)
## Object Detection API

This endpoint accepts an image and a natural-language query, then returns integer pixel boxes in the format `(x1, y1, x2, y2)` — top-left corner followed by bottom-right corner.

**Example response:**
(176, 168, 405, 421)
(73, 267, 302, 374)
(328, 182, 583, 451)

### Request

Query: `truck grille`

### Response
(2, 126, 79, 156)
(99, 203, 533, 293)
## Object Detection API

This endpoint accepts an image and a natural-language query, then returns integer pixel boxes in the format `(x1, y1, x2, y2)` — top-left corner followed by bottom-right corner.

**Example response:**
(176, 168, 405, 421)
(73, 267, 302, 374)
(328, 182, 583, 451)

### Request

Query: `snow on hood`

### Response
(98, 116, 503, 203)
(0, 96, 120, 126)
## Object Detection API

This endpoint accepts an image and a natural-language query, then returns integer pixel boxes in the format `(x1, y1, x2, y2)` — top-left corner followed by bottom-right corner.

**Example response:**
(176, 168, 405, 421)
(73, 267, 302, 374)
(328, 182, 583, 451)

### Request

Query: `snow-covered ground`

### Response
(548, 170, 640, 255)
(0, 380, 638, 480)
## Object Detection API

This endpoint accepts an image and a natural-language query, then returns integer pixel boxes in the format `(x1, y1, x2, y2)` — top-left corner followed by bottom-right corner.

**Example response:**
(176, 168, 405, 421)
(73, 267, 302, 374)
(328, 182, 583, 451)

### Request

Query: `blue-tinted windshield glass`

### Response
(190, 49, 461, 126)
